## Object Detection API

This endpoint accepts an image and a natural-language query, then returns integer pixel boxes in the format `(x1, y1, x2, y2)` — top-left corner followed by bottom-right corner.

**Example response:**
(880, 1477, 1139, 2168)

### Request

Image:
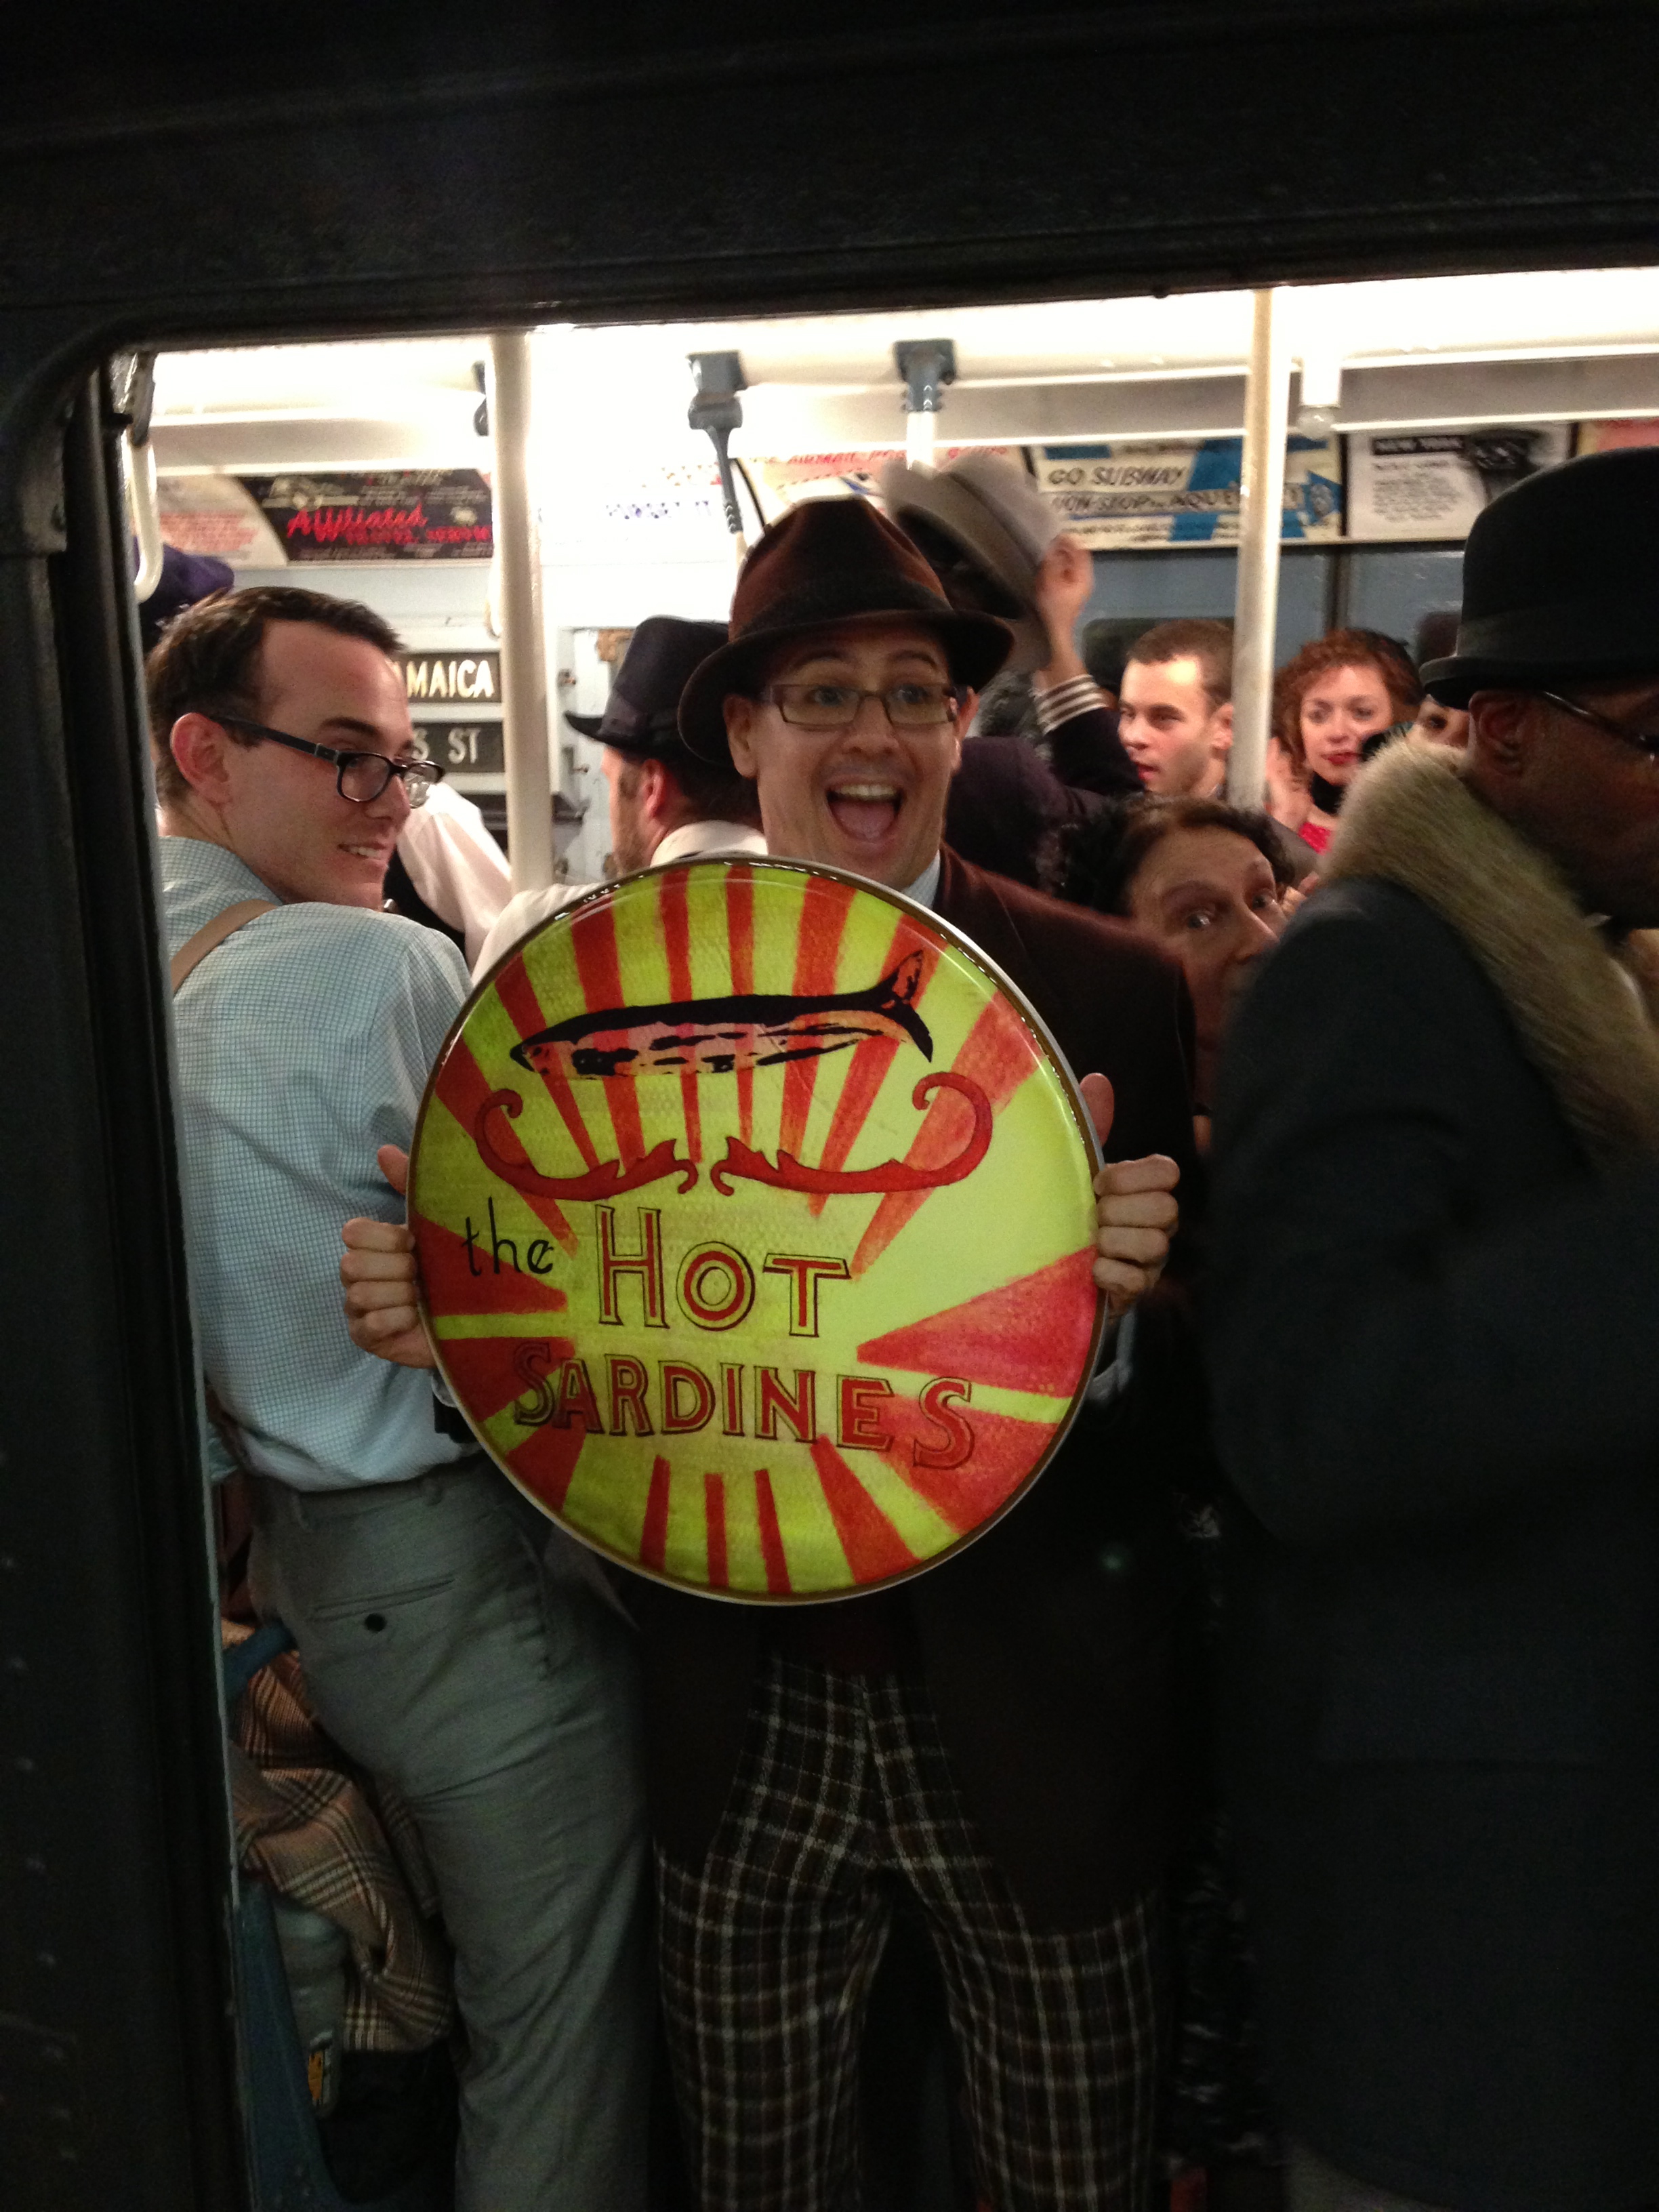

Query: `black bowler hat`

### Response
(566, 617, 730, 756)
(1422, 447, 1659, 707)
(678, 497, 1012, 762)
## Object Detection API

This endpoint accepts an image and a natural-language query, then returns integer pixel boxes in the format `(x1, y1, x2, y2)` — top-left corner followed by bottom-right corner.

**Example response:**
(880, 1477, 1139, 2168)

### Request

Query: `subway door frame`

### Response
(0, 353, 246, 2209)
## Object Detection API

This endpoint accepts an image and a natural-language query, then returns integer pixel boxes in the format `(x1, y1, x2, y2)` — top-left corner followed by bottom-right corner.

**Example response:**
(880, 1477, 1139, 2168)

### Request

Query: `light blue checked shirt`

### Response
(161, 836, 472, 1491)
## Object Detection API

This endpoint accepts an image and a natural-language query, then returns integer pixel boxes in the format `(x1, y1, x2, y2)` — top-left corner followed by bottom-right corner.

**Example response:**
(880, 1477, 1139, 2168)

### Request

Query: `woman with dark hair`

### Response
(1270, 628, 1422, 855)
(1065, 794, 1293, 1137)
(1068, 790, 1293, 2211)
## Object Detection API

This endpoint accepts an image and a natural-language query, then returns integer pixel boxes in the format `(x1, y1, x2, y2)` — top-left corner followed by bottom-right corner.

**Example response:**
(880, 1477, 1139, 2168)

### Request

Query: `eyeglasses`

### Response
(216, 716, 445, 805)
(760, 681, 960, 730)
(1538, 691, 1659, 763)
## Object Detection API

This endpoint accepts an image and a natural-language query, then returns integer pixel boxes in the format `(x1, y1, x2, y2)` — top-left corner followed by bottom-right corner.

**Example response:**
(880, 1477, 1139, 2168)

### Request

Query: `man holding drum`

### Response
(346, 501, 1198, 2211)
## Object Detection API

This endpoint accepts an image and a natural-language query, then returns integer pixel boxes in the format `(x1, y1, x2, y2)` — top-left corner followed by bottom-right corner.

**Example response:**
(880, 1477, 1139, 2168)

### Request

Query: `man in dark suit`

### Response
(1207, 448, 1659, 2212)
(342, 497, 1200, 2211)
(653, 497, 1199, 2211)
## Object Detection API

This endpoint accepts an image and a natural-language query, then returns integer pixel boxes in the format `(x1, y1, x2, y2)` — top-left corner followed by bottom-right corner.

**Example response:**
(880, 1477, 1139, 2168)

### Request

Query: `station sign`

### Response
(411, 721, 504, 775)
(396, 651, 500, 703)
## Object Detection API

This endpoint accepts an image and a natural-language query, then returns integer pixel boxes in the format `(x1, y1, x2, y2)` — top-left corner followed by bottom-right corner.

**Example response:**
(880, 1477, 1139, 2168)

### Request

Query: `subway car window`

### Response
(5, 8, 1659, 2209)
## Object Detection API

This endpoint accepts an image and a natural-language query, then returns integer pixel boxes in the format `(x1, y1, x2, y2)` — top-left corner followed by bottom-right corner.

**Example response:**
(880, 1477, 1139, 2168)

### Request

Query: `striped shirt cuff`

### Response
(1033, 675, 1107, 734)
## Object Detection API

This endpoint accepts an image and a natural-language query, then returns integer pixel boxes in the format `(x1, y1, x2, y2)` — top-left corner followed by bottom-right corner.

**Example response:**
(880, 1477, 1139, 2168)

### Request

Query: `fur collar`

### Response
(1323, 740, 1659, 1165)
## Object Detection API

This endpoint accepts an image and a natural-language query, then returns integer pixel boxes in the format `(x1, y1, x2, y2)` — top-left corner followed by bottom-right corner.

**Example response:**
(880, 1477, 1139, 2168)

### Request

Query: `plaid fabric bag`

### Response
(223, 1621, 455, 2052)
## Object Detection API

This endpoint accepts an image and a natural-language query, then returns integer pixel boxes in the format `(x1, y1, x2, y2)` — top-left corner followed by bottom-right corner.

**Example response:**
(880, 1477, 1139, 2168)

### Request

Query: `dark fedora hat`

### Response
(566, 616, 729, 756)
(678, 497, 1012, 761)
(1422, 447, 1659, 707)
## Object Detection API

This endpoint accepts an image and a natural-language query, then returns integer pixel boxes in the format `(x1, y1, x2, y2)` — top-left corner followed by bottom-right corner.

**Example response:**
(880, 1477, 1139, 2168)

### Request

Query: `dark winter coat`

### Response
(630, 845, 1204, 1927)
(1208, 743, 1659, 2212)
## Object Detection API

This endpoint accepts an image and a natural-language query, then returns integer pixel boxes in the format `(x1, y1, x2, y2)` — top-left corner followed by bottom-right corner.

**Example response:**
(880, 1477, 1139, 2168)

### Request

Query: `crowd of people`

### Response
(151, 441, 1659, 2212)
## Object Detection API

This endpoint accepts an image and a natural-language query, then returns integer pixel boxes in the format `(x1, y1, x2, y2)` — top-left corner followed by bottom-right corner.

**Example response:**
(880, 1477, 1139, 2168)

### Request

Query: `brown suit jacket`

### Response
(628, 848, 1203, 1927)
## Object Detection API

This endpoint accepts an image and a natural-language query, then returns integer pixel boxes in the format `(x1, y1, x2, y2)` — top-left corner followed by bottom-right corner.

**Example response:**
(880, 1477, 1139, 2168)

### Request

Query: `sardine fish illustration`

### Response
(511, 951, 932, 1081)
(476, 947, 992, 1203)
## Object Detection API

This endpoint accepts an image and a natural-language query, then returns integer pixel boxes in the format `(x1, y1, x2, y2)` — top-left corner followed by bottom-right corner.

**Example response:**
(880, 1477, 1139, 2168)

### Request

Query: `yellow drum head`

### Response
(409, 858, 1104, 1601)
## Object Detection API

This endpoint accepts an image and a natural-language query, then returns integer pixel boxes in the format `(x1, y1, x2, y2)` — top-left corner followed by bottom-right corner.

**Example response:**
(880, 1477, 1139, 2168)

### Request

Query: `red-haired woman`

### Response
(1270, 628, 1422, 855)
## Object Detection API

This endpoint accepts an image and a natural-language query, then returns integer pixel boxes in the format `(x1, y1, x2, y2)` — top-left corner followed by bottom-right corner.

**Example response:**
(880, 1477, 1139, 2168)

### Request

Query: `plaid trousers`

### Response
(657, 1652, 1165, 2212)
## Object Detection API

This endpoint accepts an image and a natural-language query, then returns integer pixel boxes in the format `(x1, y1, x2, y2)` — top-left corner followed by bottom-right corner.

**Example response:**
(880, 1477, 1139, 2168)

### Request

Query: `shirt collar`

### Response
(653, 819, 769, 865)
(159, 832, 280, 906)
(901, 852, 943, 912)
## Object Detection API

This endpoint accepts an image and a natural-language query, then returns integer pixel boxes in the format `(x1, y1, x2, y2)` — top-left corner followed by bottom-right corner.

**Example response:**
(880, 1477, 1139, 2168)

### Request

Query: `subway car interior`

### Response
(144, 272, 1659, 888)
(4, 6, 1658, 2209)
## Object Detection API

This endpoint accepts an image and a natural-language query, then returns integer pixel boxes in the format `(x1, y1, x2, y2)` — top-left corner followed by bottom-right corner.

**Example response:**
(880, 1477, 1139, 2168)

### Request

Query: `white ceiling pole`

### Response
(1230, 289, 1292, 806)
(488, 329, 555, 896)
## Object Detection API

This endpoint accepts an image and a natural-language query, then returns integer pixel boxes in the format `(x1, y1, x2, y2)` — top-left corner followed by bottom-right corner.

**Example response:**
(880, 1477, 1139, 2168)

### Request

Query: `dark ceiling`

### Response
(0, 3, 1650, 351)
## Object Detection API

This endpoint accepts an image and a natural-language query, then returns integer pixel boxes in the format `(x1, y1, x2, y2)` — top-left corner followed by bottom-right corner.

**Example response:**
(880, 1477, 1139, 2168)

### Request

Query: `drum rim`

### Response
(409, 853, 1109, 1605)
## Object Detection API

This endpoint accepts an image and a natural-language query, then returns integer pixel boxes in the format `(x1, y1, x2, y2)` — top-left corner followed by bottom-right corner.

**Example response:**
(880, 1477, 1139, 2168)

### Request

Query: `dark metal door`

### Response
(2, 5, 1657, 2202)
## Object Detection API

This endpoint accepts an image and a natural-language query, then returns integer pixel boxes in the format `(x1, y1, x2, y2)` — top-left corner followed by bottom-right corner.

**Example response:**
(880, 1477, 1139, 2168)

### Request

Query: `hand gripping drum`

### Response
(409, 858, 1106, 1602)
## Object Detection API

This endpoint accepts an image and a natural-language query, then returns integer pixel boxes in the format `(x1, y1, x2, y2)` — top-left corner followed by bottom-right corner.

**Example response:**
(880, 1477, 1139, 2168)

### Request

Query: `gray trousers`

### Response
(250, 1457, 649, 2212)
(1289, 2144, 1448, 2212)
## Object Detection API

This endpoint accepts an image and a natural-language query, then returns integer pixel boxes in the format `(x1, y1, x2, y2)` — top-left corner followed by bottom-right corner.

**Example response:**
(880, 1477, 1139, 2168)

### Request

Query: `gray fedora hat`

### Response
(878, 452, 1061, 674)
(1422, 447, 1659, 707)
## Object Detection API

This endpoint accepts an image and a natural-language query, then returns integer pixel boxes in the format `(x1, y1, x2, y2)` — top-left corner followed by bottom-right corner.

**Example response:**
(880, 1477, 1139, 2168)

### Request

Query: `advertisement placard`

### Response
(1575, 419, 1659, 455)
(1031, 436, 1343, 547)
(754, 448, 1027, 514)
(239, 469, 494, 561)
(155, 474, 289, 566)
(1346, 426, 1572, 541)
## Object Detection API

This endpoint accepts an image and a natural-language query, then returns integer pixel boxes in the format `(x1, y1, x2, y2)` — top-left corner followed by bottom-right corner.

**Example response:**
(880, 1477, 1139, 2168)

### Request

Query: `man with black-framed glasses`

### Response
(339, 507, 1202, 2209)
(150, 586, 650, 2212)
(1208, 447, 1659, 2212)
(667, 501, 1197, 2211)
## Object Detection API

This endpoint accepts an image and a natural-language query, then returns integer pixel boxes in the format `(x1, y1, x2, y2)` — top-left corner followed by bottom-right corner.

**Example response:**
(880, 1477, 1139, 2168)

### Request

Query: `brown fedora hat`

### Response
(678, 497, 1012, 761)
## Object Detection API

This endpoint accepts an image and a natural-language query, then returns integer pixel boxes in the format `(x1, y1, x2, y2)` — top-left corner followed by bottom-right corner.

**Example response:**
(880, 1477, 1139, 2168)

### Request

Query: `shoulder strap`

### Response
(169, 899, 278, 996)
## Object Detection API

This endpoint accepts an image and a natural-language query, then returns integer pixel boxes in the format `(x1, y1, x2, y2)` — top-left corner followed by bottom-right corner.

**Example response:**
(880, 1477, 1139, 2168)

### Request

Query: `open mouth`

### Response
(825, 779, 904, 845)
(342, 842, 393, 863)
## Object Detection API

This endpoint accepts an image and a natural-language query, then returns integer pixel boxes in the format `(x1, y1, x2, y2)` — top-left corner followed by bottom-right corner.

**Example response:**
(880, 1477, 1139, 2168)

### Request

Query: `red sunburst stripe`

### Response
(433, 1026, 498, 1131)
(413, 1214, 571, 1318)
(726, 865, 756, 1144)
(857, 1247, 1097, 1397)
(851, 990, 1039, 1275)
(495, 958, 600, 1172)
(658, 870, 701, 1162)
(779, 874, 856, 1161)
(640, 1454, 673, 1574)
(807, 921, 936, 1216)
(882, 1403, 1054, 1532)
(569, 901, 647, 1165)
(431, 1034, 577, 1253)
(436, 1330, 574, 1428)
(753, 1468, 791, 1594)
(504, 1419, 589, 1515)
(705, 1471, 729, 1589)
(810, 1436, 920, 1584)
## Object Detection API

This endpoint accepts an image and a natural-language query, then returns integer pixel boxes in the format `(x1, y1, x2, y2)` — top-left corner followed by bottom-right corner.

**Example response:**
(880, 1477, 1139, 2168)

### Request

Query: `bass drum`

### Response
(408, 856, 1104, 1602)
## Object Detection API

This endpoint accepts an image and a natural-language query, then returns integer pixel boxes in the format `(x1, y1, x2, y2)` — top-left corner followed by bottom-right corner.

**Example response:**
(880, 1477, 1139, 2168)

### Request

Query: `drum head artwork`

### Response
(409, 858, 1105, 1601)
